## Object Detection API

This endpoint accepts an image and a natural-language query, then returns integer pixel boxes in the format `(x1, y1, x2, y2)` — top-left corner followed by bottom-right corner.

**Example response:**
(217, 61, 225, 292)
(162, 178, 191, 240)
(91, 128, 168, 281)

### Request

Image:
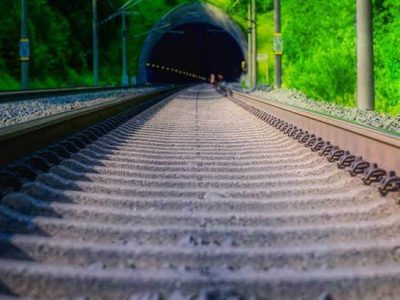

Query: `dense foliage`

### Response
(281, 0, 400, 115)
(0, 0, 398, 114)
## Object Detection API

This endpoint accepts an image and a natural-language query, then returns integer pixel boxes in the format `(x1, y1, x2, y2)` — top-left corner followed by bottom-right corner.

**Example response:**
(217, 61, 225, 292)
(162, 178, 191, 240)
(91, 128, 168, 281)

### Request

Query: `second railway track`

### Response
(0, 84, 400, 299)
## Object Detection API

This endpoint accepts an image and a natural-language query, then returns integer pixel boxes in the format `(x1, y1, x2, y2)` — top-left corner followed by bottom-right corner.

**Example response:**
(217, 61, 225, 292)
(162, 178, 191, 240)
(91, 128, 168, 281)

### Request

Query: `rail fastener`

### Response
(0, 86, 183, 198)
(225, 88, 400, 195)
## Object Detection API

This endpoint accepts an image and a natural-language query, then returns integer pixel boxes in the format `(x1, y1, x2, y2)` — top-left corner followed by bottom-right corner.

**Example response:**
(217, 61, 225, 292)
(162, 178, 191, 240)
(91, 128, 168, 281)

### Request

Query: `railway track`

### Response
(0, 85, 179, 165)
(0, 85, 163, 104)
(0, 84, 399, 299)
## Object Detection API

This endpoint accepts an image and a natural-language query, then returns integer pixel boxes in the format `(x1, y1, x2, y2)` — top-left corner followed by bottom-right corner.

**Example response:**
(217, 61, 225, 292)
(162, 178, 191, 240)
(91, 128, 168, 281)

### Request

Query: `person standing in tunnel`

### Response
(214, 73, 224, 90)
(209, 73, 215, 85)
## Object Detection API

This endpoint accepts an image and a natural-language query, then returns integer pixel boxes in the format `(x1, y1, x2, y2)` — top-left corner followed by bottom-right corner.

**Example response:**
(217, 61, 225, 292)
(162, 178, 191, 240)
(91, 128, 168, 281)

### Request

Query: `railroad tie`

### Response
(0, 84, 400, 299)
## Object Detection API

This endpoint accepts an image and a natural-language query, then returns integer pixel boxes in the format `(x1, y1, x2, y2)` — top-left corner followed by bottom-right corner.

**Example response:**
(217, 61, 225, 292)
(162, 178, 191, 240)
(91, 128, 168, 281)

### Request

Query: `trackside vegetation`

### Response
(0, 0, 398, 114)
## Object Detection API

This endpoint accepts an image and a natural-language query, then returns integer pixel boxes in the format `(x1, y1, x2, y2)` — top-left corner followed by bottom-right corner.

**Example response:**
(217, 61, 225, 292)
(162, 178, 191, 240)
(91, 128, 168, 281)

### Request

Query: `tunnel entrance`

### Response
(147, 23, 244, 83)
(138, 3, 247, 84)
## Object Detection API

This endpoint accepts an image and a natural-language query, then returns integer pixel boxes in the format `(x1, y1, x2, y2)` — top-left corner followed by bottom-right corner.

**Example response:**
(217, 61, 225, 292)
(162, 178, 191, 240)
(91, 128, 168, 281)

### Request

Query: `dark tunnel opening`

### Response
(146, 23, 245, 84)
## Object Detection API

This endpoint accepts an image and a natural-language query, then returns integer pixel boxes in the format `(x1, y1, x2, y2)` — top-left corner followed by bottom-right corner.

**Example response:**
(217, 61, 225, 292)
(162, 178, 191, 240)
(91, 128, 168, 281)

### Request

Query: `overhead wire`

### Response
(99, 0, 145, 25)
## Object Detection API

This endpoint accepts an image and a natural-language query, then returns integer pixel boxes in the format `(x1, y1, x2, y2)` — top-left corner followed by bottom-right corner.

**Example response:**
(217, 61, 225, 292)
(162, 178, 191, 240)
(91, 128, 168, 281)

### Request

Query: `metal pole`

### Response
(20, 0, 29, 90)
(251, 0, 257, 89)
(92, 0, 99, 86)
(356, 0, 374, 110)
(247, 1, 252, 87)
(121, 11, 129, 86)
(274, 0, 282, 88)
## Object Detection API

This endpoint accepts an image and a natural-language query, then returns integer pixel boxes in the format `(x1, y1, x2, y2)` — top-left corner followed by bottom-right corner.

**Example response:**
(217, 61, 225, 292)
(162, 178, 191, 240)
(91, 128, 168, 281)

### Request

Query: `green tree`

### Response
(0, 0, 398, 115)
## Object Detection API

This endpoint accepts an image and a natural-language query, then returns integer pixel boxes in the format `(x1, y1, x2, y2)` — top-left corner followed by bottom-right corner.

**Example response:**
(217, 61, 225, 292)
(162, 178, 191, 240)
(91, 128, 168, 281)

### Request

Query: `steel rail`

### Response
(229, 90, 400, 173)
(0, 85, 163, 104)
(0, 86, 181, 166)
(226, 89, 400, 195)
(1, 84, 400, 299)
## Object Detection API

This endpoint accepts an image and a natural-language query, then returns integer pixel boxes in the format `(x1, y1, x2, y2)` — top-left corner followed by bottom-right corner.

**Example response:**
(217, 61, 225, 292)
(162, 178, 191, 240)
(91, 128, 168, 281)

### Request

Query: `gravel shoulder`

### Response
(0, 87, 161, 129)
(229, 85, 400, 135)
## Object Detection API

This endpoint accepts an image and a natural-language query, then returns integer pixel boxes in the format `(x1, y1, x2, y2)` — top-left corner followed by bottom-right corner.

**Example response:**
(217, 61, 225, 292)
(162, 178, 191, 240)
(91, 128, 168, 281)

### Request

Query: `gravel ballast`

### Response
(1, 85, 400, 299)
(0, 87, 161, 129)
(238, 87, 400, 135)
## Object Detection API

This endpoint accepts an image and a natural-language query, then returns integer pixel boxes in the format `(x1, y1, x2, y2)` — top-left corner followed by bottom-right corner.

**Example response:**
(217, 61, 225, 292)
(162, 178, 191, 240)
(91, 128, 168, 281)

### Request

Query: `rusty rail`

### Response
(228, 89, 400, 195)
(0, 86, 181, 166)
(0, 84, 167, 104)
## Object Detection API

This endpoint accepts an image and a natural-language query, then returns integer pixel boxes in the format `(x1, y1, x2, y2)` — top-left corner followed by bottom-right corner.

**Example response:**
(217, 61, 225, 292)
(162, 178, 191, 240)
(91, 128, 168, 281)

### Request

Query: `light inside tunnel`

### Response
(146, 23, 245, 83)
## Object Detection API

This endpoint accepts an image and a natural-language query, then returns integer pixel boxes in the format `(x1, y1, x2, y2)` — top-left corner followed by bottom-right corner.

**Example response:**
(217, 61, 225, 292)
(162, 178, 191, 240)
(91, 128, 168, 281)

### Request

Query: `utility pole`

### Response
(121, 11, 129, 86)
(251, 0, 257, 89)
(356, 0, 374, 110)
(92, 0, 99, 86)
(247, 1, 252, 88)
(20, 0, 29, 90)
(274, 0, 282, 88)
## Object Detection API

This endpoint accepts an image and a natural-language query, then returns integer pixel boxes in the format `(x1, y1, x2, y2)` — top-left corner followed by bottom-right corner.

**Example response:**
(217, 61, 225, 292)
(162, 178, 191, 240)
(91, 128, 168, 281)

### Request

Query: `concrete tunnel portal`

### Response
(138, 3, 247, 84)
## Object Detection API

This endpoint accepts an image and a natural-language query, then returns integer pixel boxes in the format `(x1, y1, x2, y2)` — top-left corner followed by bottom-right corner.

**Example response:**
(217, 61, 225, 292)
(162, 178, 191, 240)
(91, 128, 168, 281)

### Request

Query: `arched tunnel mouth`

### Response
(145, 22, 245, 84)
